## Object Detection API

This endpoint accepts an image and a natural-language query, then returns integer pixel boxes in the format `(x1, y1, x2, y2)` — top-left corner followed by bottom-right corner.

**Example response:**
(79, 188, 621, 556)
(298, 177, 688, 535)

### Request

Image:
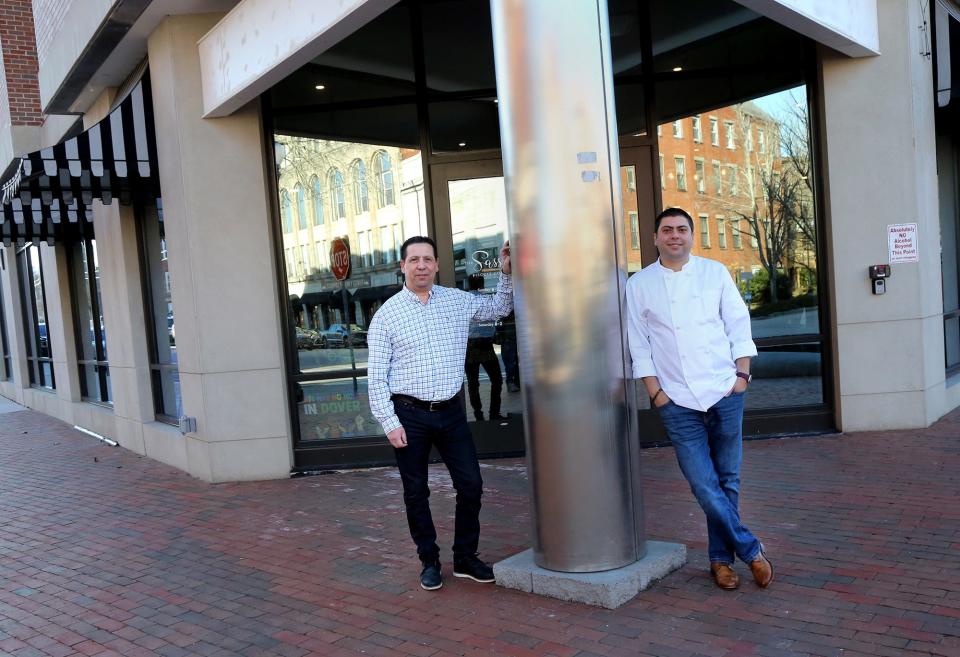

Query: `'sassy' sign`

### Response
(888, 223, 918, 264)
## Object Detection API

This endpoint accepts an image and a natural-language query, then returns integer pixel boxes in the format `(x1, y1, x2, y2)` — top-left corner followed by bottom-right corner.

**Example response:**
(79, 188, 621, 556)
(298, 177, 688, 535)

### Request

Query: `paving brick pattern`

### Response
(0, 407, 958, 657)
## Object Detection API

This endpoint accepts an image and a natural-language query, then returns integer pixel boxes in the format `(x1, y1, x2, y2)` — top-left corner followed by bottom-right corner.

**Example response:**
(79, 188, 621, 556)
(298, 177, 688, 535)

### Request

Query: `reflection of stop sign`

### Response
(330, 238, 351, 281)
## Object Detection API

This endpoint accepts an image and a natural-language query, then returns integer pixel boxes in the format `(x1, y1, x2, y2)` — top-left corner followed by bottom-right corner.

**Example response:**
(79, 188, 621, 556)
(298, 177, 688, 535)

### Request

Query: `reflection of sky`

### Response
(752, 85, 805, 124)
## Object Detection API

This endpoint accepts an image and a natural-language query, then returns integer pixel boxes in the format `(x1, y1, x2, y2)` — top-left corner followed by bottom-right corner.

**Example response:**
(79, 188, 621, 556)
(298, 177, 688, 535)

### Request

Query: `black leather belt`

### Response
(391, 394, 458, 411)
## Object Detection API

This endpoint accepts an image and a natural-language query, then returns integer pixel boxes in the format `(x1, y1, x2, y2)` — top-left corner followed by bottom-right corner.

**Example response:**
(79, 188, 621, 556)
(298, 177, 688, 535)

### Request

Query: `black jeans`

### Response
(393, 398, 483, 564)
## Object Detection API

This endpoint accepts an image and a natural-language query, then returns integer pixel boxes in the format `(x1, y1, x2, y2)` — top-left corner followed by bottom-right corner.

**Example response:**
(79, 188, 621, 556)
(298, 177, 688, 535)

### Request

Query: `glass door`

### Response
(619, 145, 673, 444)
(431, 159, 525, 457)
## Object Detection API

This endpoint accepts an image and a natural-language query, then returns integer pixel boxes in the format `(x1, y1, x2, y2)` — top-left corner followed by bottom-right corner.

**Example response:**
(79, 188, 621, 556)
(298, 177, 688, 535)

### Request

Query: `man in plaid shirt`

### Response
(368, 236, 513, 591)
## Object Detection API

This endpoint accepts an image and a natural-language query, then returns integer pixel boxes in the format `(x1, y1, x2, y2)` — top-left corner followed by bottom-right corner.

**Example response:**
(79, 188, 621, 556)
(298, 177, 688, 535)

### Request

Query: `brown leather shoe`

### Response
(749, 552, 774, 588)
(709, 562, 740, 590)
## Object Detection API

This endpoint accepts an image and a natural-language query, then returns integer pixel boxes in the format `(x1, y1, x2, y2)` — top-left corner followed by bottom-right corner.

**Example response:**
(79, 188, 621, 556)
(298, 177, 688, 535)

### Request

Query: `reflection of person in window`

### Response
(465, 274, 505, 422)
(496, 311, 519, 392)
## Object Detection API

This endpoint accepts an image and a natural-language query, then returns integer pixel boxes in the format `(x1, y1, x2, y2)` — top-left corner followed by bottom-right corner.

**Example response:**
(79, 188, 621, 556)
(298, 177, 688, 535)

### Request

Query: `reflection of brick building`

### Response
(276, 138, 425, 327)
(645, 103, 782, 281)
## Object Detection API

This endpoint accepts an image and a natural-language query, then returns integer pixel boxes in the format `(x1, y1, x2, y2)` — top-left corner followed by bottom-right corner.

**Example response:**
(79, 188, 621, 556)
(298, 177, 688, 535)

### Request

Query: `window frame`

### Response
(68, 236, 111, 405)
(674, 156, 686, 191)
(699, 214, 711, 248)
(295, 183, 308, 230)
(0, 262, 11, 381)
(135, 202, 180, 425)
(351, 159, 370, 213)
(330, 169, 347, 219)
(17, 245, 55, 391)
(716, 216, 727, 249)
(692, 114, 702, 143)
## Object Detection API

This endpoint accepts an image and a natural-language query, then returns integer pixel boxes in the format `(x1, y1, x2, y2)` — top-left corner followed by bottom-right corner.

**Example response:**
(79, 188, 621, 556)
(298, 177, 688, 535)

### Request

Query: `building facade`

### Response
(0, 0, 956, 481)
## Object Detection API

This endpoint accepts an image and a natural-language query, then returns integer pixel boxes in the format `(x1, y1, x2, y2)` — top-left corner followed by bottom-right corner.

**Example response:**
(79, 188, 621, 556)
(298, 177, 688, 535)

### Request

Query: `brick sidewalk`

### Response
(0, 408, 958, 657)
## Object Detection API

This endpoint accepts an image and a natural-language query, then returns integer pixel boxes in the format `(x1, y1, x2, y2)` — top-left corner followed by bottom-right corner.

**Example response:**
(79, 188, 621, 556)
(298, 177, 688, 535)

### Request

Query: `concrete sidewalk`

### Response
(0, 407, 957, 657)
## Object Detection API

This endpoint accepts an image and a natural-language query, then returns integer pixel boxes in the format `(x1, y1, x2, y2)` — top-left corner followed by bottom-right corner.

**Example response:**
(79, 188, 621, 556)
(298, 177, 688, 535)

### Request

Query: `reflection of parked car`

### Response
(328, 323, 368, 347)
(295, 327, 325, 350)
(318, 328, 346, 348)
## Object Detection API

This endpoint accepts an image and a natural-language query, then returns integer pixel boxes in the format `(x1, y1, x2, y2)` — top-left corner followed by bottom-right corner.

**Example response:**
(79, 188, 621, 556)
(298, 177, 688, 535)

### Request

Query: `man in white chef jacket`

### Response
(625, 207, 773, 591)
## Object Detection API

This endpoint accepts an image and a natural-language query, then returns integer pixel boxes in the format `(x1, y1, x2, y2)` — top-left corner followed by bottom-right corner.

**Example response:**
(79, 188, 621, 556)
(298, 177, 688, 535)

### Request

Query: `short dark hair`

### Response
(400, 236, 437, 261)
(655, 207, 694, 232)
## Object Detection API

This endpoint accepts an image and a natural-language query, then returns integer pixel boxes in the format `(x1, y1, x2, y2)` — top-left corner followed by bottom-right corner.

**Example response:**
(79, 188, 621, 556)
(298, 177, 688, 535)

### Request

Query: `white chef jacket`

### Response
(625, 256, 757, 412)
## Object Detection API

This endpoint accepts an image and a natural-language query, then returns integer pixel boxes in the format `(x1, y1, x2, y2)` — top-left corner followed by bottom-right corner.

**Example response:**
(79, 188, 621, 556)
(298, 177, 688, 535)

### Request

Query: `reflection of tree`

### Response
(721, 99, 815, 303)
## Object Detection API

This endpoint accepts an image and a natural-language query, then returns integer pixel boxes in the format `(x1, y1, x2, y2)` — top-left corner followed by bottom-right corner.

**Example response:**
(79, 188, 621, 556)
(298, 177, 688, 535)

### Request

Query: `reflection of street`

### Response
(296, 346, 524, 442)
(297, 348, 369, 374)
(636, 375, 822, 411)
(750, 306, 819, 338)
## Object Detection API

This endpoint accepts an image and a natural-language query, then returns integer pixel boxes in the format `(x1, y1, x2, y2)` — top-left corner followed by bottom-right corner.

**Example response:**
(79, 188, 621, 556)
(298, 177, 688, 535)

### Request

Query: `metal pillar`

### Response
(491, 0, 645, 572)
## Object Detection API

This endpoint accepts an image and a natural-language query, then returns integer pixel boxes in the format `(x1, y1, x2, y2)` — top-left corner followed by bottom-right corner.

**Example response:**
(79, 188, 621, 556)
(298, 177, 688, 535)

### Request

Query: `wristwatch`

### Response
(736, 371, 752, 383)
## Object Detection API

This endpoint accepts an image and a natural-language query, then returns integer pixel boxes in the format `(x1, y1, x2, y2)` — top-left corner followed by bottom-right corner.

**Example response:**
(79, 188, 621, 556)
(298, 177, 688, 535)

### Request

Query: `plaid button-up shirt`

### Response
(367, 275, 514, 434)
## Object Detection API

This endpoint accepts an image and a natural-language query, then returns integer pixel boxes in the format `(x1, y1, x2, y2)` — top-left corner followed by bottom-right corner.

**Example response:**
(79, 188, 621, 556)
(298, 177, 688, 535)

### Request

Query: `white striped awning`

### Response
(0, 72, 159, 245)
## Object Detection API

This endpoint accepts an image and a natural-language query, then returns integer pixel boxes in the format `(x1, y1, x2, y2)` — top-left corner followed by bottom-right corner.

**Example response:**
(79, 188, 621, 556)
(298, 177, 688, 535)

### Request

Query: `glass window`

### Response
(758, 127, 766, 153)
(728, 164, 738, 195)
(393, 224, 403, 262)
(732, 219, 743, 249)
(422, 0, 495, 94)
(18, 245, 54, 390)
(695, 159, 705, 194)
(659, 154, 665, 189)
(745, 124, 754, 152)
(281, 190, 293, 233)
(629, 212, 640, 250)
(657, 84, 824, 411)
(70, 237, 111, 404)
(710, 116, 719, 146)
(374, 150, 395, 207)
(692, 115, 702, 143)
(380, 226, 392, 265)
(674, 157, 686, 191)
(713, 161, 722, 195)
(273, 133, 428, 446)
(352, 160, 369, 213)
(311, 176, 324, 225)
(139, 203, 180, 421)
(296, 184, 308, 229)
(0, 264, 11, 380)
(725, 121, 735, 149)
(330, 169, 346, 219)
(673, 120, 683, 138)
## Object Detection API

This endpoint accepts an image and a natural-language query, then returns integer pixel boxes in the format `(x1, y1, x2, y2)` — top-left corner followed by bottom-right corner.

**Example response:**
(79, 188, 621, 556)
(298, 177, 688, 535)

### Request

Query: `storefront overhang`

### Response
(0, 74, 159, 246)
(198, 0, 400, 117)
(732, 0, 879, 56)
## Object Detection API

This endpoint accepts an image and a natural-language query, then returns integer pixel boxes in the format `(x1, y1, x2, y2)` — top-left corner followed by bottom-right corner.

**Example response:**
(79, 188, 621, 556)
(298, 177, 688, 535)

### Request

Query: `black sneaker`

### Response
(420, 560, 442, 590)
(453, 555, 495, 583)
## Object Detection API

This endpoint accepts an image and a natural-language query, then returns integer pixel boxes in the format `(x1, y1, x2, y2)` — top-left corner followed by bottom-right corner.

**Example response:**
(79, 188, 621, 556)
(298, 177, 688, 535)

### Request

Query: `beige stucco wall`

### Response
(148, 13, 292, 481)
(819, 0, 948, 431)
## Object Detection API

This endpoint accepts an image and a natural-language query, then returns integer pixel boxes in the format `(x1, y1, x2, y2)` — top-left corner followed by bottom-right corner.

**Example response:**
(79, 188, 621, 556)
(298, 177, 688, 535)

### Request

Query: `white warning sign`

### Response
(888, 223, 919, 263)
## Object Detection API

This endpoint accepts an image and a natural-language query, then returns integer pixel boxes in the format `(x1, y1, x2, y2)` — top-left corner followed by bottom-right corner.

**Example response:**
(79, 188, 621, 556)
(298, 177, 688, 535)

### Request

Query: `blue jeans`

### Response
(393, 399, 483, 564)
(656, 391, 761, 565)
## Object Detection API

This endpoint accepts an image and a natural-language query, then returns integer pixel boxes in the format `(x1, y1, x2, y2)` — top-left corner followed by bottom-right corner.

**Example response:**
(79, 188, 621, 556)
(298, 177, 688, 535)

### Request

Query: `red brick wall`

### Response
(0, 0, 41, 126)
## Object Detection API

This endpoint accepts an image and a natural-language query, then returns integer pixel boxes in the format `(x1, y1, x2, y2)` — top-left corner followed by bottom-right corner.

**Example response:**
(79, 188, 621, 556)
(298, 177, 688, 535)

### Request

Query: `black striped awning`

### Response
(0, 72, 159, 246)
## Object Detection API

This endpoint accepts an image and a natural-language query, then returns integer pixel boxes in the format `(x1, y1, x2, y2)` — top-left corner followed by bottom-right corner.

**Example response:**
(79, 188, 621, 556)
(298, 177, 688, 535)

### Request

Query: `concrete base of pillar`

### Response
(494, 541, 687, 609)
